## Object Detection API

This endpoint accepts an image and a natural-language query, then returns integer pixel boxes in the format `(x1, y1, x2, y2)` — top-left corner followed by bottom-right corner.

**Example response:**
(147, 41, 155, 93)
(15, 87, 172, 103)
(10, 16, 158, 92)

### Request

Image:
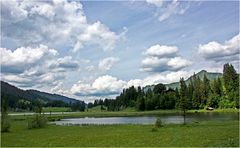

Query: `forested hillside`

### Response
(144, 70, 222, 91)
(1, 81, 85, 111)
(91, 63, 239, 111)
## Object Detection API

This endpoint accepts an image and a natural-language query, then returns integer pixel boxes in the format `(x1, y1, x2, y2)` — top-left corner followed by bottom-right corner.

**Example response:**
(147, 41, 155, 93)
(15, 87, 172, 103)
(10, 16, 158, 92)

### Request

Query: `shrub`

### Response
(1, 114, 10, 132)
(219, 99, 235, 109)
(28, 114, 48, 129)
(155, 117, 163, 128)
(151, 127, 158, 132)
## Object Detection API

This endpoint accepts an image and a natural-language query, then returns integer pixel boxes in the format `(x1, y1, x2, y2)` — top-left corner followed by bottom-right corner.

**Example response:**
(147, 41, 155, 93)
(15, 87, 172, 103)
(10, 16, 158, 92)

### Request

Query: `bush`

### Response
(1, 114, 10, 132)
(151, 127, 158, 132)
(28, 114, 48, 129)
(155, 117, 163, 128)
(219, 99, 235, 109)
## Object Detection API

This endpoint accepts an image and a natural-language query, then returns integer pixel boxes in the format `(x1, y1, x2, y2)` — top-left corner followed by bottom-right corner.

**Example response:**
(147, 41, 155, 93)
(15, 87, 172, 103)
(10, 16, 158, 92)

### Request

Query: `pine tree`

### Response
(212, 77, 222, 97)
(153, 83, 166, 94)
(223, 63, 239, 107)
(187, 79, 194, 109)
(192, 75, 202, 109)
(136, 96, 145, 111)
(179, 78, 188, 124)
(175, 87, 180, 108)
(202, 74, 210, 106)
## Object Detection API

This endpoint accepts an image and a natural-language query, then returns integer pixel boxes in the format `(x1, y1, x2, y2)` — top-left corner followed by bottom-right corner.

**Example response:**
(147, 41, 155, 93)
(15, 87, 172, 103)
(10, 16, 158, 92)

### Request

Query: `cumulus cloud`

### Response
(141, 71, 191, 85)
(71, 70, 191, 97)
(128, 70, 191, 87)
(198, 34, 240, 62)
(141, 44, 191, 72)
(1, 45, 57, 74)
(144, 44, 178, 57)
(145, 0, 190, 22)
(71, 75, 126, 96)
(98, 57, 120, 71)
(1, 0, 124, 52)
(0, 45, 80, 88)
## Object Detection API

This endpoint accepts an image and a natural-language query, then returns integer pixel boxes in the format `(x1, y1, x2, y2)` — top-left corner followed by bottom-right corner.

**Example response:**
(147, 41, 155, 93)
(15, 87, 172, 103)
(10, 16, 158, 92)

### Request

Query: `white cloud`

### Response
(71, 75, 126, 96)
(0, 45, 80, 88)
(142, 71, 191, 85)
(98, 57, 120, 71)
(146, 0, 164, 7)
(168, 57, 192, 69)
(127, 79, 143, 88)
(71, 70, 192, 97)
(1, 0, 124, 52)
(145, 0, 190, 22)
(141, 44, 191, 72)
(1, 45, 57, 74)
(1, 0, 28, 23)
(198, 34, 240, 62)
(144, 44, 178, 57)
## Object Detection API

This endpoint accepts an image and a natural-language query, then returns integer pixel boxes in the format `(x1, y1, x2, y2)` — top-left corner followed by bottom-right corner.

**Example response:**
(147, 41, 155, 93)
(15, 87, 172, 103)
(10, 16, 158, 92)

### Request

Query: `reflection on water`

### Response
(53, 112, 239, 125)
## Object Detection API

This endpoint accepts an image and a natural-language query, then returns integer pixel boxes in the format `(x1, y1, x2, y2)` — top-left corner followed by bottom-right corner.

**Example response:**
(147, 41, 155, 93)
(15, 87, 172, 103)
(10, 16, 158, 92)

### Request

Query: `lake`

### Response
(53, 112, 239, 125)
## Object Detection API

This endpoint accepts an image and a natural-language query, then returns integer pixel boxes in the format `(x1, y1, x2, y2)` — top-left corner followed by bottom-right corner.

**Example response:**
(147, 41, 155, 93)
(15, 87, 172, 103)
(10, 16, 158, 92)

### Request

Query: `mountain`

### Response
(1, 81, 80, 105)
(144, 70, 223, 91)
(26, 89, 79, 104)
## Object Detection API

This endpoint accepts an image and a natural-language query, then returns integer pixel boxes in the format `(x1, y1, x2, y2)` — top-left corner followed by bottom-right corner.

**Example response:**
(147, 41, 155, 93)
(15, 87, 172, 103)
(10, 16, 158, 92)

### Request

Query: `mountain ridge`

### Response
(144, 70, 223, 91)
(1, 81, 80, 105)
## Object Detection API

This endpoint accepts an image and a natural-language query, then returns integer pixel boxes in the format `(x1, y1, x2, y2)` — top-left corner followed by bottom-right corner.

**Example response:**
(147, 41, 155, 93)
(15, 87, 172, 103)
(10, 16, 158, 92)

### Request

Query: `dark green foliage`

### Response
(218, 99, 235, 109)
(179, 78, 188, 124)
(28, 114, 48, 129)
(28, 100, 48, 129)
(207, 93, 220, 108)
(153, 83, 166, 94)
(202, 74, 210, 105)
(1, 114, 11, 132)
(94, 63, 238, 111)
(155, 117, 163, 128)
(1, 81, 84, 111)
(212, 78, 223, 97)
(223, 63, 239, 108)
(136, 96, 145, 111)
(1, 95, 11, 132)
(193, 75, 202, 109)
(187, 79, 194, 109)
(71, 101, 85, 111)
(151, 127, 158, 132)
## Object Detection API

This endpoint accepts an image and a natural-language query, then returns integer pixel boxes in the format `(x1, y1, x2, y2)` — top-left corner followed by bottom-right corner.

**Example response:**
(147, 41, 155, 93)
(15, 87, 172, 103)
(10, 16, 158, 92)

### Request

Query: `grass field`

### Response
(1, 119, 239, 147)
(42, 107, 71, 112)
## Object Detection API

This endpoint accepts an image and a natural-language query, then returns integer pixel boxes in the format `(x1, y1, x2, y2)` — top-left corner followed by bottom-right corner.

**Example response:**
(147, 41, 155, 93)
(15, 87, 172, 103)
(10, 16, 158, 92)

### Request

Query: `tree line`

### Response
(90, 63, 239, 111)
(1, 95, 86, 112)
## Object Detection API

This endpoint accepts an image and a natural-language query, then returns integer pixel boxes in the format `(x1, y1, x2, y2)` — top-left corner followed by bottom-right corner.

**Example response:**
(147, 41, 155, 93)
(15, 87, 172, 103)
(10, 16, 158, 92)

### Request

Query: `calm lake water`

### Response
(53, 112, 239, 125)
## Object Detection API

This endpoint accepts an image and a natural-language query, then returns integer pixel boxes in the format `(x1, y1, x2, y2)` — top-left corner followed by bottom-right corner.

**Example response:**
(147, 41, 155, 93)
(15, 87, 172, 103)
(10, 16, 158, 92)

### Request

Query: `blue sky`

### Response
(1, 0, 239, 102)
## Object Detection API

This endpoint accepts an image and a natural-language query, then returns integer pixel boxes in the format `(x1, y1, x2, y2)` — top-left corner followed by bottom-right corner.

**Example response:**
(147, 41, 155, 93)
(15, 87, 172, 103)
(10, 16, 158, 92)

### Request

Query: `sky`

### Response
(1, 0, 239, 102)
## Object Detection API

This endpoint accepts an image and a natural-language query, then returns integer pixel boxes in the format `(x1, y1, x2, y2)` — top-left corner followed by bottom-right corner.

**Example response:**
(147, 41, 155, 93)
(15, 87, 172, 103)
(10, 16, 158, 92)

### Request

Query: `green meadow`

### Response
(1, 119, 239, 147)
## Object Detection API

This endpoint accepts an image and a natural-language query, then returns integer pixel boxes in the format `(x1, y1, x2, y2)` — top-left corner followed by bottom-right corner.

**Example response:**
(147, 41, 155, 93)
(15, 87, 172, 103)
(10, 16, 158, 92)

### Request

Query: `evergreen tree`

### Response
(223, 63, 239, 108)
(175, 87, 180, 108)
(153, 83, 166, 94)
(179, 78, 188, 124)
(212, 77, 222, 97)
(202, 74, 210, 106)
(192, 75, 202, 109)
(187, 79, 194, 109)
(136, 96, 145, 111)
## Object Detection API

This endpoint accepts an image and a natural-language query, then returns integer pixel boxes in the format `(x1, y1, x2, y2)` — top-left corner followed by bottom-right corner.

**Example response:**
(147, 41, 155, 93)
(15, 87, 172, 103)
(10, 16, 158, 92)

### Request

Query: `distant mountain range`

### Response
(144, 70, 223, 91)
(1, 81, 80, 104)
